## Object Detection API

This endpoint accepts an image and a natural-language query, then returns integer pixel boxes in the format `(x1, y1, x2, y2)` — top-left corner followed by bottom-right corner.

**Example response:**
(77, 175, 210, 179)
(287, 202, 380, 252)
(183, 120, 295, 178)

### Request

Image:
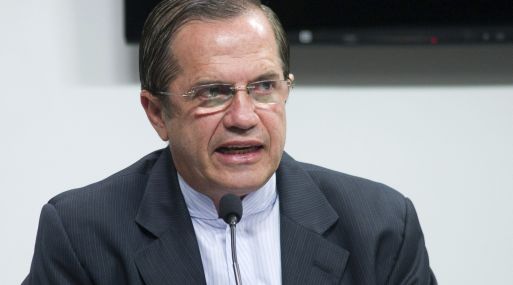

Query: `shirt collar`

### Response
(178, 173, 277, 221)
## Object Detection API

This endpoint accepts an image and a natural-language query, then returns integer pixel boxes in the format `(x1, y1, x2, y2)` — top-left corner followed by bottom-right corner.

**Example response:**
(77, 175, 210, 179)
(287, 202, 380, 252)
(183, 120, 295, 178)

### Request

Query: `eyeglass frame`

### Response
(150, 78, 294, 106)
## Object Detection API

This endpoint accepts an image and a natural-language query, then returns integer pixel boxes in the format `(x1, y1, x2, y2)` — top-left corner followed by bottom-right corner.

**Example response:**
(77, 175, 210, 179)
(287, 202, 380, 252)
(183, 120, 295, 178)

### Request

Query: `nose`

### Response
(222, 90, 259, 131)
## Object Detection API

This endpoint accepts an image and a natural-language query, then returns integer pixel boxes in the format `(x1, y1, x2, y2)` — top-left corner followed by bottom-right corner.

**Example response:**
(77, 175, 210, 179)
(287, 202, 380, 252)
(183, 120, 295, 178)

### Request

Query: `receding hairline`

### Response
(167, 7, 286, 81)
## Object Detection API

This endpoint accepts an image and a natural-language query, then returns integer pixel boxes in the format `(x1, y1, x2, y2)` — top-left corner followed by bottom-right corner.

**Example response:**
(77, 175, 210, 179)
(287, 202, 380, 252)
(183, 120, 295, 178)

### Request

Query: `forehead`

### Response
(170, 9, 282, 84)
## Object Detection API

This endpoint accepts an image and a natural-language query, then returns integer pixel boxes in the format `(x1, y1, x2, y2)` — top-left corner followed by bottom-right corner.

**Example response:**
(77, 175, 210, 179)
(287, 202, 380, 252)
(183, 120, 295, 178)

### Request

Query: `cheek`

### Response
(168, 114, 222, 153)
(260, 107, 287, 148)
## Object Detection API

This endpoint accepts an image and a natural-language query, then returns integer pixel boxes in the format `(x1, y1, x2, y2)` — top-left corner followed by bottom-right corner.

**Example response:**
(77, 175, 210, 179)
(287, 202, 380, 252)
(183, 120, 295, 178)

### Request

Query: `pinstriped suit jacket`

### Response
(23, 148, 436, 284)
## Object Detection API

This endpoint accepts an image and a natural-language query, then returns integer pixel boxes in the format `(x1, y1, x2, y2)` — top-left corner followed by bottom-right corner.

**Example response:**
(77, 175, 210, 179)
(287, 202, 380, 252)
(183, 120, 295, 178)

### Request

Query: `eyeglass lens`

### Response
(192, 80, 291, 114)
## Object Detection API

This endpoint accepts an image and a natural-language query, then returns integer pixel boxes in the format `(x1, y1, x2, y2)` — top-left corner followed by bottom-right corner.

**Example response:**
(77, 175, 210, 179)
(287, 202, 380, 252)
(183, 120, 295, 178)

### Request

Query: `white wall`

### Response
(1, 1, 512, 284)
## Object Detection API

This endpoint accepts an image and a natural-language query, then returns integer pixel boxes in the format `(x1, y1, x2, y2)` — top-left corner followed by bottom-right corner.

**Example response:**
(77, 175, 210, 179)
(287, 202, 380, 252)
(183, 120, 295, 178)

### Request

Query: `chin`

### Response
(215, 172, 272, 193)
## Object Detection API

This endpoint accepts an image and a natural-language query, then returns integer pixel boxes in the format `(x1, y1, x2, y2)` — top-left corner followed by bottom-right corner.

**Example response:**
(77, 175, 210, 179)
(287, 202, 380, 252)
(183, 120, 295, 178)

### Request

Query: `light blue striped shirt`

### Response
(178, 174, 282, 285)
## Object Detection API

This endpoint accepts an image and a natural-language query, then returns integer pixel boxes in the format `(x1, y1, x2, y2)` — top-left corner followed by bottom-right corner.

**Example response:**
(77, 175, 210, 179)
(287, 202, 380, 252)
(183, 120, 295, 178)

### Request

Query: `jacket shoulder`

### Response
(298, 161, 405, 202)
(47, 149, 163, 214)
(294, 160, 409, 230)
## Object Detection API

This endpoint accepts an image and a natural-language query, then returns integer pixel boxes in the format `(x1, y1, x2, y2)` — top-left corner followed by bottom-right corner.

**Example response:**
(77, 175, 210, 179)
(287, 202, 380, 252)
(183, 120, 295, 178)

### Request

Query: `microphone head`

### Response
(219, 194, 243, 224)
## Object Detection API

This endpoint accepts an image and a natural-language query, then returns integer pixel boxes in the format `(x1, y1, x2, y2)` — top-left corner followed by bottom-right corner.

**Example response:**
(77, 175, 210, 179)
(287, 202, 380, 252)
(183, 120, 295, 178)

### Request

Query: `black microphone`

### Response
(219, 194, 243, 285)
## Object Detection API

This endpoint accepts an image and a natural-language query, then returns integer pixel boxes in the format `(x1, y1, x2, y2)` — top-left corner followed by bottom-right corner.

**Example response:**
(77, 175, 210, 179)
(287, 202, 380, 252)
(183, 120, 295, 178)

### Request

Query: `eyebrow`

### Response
(189, 79, 226, 88)
(191, 71, 283, 87)
(251, 72, 282, 82)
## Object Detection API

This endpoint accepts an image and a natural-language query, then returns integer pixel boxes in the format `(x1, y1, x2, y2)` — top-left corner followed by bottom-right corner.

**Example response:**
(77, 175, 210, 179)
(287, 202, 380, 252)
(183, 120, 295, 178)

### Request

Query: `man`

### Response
(24, 0, 436, 284)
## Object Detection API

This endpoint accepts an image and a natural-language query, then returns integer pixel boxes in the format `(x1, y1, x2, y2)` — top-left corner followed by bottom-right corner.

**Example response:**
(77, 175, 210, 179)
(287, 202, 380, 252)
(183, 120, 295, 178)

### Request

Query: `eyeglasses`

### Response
(153, 79, 293, 114)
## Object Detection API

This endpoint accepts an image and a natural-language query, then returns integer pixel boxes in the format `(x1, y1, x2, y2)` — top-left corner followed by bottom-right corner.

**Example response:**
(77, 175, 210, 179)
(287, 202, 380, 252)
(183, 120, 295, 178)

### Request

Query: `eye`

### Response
(251, 81, 276, 94)
(192, 84, 233, 108)
(194, 85, 232, 100)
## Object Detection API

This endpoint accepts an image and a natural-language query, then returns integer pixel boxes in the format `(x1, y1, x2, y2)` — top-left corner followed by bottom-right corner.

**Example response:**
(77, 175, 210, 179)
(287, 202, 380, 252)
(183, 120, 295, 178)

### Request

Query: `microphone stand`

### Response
(219, 194, 243, 285)
(229, 216, 242, 285)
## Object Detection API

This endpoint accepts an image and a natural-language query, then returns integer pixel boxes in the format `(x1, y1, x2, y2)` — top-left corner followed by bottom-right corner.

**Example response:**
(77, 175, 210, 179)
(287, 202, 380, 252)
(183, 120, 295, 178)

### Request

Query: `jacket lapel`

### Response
(134, 149, 206, 285)
(277, 153, 350, 284)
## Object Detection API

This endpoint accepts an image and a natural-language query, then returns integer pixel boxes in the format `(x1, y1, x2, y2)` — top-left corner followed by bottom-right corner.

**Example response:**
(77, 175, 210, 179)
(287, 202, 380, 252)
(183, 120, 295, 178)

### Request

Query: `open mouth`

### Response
(216, 145, 263, 155)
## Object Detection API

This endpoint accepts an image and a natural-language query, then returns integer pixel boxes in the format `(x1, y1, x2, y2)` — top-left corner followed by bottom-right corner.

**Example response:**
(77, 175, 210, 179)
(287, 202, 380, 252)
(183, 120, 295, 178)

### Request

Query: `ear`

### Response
(140, 90, 169, 141)
(284, 73, 295, 103)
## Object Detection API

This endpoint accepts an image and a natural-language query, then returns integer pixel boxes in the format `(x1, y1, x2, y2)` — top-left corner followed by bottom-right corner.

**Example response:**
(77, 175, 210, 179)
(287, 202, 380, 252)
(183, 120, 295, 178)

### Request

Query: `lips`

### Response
(213, 140, 265, 165)
(216, 145, 263, 155)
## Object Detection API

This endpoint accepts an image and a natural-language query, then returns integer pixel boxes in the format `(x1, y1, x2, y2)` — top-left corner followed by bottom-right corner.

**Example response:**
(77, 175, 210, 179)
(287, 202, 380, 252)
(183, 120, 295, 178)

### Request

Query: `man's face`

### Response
(162, 10, 287, 201)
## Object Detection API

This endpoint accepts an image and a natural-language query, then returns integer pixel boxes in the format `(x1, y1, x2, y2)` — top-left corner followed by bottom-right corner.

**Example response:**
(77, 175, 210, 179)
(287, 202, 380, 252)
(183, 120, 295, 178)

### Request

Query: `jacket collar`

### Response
(277, 152, 339, 233)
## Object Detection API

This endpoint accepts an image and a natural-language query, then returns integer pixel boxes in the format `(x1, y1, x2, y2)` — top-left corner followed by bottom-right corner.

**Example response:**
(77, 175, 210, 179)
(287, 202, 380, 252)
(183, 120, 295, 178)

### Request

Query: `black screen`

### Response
(125, 0, 162, 43)
(125, 0, 513, 44)
(265, 0, 513, 29)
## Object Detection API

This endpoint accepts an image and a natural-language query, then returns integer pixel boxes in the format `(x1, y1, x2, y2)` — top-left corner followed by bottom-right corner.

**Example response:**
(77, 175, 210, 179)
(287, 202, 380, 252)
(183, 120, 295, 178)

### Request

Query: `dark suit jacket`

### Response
(23, 148, 436, 284)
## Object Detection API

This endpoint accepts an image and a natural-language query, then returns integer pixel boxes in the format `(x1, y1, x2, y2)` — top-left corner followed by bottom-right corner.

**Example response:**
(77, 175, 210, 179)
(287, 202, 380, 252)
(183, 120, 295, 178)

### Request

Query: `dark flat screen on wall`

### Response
(125, 0, 513, 44)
